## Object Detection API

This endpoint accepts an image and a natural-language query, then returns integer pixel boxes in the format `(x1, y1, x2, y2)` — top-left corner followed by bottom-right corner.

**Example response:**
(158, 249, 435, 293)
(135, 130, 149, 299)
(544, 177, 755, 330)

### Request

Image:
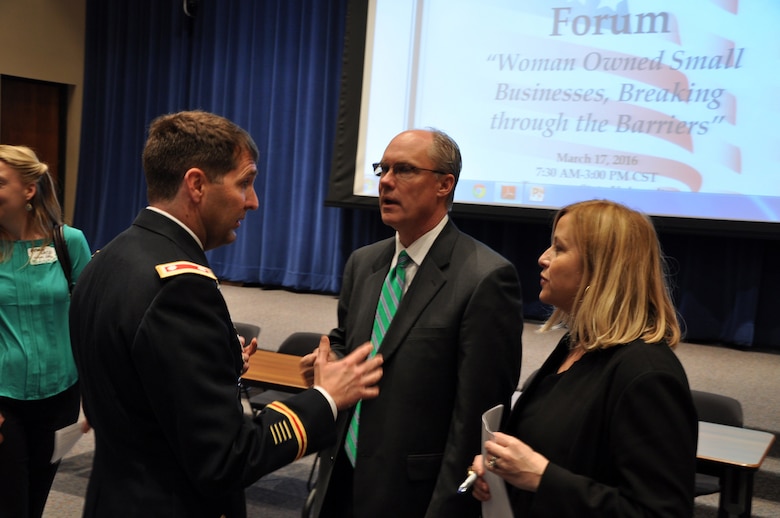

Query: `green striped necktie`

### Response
(344, 250, 411, 466)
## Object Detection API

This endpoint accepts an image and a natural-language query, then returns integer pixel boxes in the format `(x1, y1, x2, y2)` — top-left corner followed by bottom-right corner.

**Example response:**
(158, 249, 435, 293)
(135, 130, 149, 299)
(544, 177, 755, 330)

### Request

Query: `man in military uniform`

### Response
(69, 110, 383, 517)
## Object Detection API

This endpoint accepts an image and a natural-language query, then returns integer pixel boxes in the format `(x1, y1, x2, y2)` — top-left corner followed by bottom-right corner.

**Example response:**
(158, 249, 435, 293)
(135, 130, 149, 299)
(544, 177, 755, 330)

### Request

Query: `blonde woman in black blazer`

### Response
(471, 200, 697, 517)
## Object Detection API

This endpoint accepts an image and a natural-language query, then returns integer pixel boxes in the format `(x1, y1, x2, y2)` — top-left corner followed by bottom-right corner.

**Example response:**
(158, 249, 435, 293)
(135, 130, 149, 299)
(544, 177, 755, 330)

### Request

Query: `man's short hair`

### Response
(142, 110, 259, 202)
(427, 128, 461, 209)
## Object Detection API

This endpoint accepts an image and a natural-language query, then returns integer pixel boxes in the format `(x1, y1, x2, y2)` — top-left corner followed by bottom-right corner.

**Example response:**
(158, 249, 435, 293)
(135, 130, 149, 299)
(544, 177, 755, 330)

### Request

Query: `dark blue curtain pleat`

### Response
(72, 0, 779, 348)
(754, 240, 780, 347)
(75, 0, 193, 248)
(75, 0, 349, 293)
(193, 0, 349, 292)
(663, 235, 770, 347)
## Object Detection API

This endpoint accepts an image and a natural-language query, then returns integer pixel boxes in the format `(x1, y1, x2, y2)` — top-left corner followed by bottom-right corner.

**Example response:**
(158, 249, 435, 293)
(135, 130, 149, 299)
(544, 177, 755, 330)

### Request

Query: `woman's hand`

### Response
(483, 432, 550, 492)
(470, 454, 492, 502)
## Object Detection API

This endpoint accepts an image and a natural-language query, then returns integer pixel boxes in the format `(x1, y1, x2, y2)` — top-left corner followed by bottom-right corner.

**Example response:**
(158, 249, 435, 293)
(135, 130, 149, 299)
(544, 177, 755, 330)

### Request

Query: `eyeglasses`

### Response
(372, 162, 449, 179)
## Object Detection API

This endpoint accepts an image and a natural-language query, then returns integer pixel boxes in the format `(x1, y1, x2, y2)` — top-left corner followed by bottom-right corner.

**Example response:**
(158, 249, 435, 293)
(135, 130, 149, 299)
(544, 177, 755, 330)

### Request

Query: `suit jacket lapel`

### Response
(352, 242, 395, 347)
(376, 222, 458, 362)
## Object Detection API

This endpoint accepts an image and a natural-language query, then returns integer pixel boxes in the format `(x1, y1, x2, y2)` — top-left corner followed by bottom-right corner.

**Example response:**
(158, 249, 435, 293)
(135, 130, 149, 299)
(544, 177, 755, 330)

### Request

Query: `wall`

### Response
(0, 0, 86, 223)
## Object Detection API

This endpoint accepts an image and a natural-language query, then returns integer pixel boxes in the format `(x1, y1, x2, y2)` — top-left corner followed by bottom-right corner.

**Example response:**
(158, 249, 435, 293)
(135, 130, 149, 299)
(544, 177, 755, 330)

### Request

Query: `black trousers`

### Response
(0, 384, 80, 518)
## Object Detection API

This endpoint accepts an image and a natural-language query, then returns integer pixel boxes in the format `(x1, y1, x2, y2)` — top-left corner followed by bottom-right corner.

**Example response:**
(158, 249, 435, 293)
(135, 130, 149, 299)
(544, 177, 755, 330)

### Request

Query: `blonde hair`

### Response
(541, 200, 680, 349)
(0, 145, 63, 261)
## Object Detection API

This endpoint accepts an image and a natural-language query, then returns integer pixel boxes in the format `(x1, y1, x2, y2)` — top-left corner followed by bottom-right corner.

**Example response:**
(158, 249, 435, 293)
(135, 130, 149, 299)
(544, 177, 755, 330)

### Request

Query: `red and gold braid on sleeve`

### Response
(266, 401, 307, 460)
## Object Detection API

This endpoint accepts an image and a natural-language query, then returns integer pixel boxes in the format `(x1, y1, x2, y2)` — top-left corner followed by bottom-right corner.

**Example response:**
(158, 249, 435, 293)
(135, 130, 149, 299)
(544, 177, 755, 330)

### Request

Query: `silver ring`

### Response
(486, 456, 497, 469)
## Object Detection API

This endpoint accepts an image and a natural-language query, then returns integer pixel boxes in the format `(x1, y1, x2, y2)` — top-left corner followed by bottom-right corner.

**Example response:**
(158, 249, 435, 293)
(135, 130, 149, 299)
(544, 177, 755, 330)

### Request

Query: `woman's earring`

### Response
(25, 202, 33, 212)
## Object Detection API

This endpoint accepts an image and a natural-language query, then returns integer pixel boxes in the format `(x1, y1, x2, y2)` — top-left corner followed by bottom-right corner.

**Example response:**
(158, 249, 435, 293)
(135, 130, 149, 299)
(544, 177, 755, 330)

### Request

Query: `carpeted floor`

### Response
(43, 285, 780, 517)
(47, 438, 318, 518)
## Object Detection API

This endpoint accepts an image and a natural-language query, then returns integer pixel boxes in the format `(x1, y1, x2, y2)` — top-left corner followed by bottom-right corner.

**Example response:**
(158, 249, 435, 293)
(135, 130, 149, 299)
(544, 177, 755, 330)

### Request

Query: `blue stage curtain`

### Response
(193, 0, 348, 292)
(74, 0, 349, 293)
(72, 0, 779, 348)
(74, 0, 194, 249)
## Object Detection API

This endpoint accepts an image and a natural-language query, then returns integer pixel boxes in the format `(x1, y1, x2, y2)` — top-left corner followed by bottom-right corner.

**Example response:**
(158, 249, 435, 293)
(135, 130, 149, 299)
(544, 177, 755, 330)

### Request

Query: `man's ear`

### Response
(183, 168, 207, 202)
(437, 173, 455, 199)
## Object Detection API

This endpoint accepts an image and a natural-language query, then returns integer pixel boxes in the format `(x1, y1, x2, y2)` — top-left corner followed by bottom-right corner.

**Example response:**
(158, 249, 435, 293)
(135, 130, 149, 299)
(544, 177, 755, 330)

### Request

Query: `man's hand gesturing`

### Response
(313, 337, 383, 411)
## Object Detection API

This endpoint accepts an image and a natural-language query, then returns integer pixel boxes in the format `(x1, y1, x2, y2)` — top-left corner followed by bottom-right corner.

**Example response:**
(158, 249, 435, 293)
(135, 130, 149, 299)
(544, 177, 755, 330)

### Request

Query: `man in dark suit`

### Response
(69, 110, 383, 518)
(304, 129, 524, 517)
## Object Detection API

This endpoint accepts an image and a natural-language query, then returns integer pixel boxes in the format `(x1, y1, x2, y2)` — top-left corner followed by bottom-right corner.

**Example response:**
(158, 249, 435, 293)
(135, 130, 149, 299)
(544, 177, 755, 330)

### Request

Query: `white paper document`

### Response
(51, 421, 85, 463)
(481, 404, 513, 518)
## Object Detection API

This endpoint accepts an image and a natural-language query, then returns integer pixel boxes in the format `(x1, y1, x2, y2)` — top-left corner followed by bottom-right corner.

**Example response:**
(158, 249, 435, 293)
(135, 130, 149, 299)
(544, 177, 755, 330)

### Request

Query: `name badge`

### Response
(29, 245, 58, 265)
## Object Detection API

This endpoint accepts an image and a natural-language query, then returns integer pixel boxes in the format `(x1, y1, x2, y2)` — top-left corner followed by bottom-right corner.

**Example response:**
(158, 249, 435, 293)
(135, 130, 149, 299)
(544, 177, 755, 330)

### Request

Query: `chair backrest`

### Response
(690, 389, 743, 497)
(234, 322, 261, 342)
(690, 389, 743, 427)
(278, 332, 323, 356)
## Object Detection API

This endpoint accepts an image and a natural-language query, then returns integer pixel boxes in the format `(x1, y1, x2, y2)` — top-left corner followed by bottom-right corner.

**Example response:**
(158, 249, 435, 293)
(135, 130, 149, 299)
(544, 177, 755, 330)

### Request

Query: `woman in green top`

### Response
(0, 145, 92, 518)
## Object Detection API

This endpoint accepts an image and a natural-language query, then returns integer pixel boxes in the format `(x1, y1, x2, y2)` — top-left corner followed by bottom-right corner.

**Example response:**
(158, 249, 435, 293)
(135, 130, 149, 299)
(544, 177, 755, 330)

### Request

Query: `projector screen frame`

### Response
(326, 0, 780, 240)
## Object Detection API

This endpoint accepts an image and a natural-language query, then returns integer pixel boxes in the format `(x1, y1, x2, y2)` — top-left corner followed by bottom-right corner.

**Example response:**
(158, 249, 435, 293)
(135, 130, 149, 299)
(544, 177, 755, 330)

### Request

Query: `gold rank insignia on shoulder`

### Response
(155, 261, 217, 281)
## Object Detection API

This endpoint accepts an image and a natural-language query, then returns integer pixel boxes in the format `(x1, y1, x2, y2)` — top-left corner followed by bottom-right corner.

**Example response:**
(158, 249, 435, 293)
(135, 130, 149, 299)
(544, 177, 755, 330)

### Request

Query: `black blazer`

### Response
(70, 210, 336, 517)
(506, 336, 698, 517)
(312, 220, 524, 518)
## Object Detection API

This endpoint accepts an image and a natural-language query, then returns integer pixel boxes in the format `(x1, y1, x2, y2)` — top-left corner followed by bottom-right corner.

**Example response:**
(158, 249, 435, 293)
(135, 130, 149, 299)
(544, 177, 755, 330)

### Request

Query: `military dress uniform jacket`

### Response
(312, 220, 524, 518)
(69, 209, 336, 518)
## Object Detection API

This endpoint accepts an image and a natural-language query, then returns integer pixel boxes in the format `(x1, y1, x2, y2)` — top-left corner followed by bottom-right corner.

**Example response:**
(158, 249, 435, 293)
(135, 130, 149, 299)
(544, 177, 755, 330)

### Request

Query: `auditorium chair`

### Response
(234, 321, 261, 347)
(691, 389, 744, 496)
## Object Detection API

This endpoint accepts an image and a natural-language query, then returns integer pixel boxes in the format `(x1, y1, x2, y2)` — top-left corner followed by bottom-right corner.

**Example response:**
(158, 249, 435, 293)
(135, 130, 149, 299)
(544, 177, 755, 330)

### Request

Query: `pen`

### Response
(457, 470, 477, 493)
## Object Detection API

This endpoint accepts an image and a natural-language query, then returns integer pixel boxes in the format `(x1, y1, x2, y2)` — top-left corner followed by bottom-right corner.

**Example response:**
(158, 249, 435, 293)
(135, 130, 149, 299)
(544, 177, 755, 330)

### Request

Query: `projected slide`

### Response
(353, 0, 780, 223)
